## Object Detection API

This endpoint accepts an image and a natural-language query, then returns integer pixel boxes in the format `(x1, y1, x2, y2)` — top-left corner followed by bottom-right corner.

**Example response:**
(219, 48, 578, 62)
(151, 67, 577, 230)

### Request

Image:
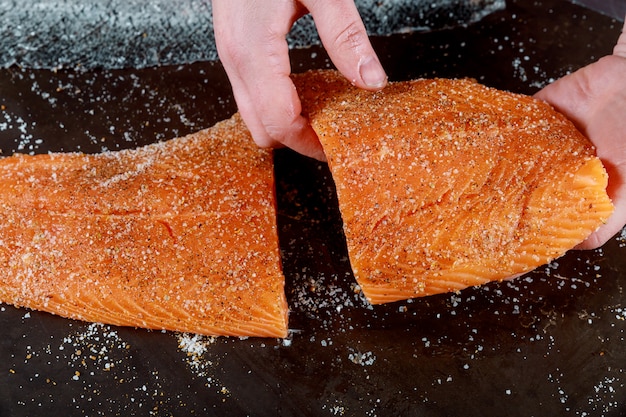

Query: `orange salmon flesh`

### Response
(0, 70, 614, 335)
(0, 114, 288, 337)
(294, 70, 614, 304)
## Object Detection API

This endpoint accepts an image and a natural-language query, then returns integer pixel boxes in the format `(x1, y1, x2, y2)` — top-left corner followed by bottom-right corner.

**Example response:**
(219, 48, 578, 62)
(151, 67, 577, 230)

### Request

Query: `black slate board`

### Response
(1, 1, 625, 416)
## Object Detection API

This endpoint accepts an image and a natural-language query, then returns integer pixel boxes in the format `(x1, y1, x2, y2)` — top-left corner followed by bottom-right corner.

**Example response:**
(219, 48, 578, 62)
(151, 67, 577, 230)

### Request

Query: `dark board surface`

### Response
(1, 0, 625, 416)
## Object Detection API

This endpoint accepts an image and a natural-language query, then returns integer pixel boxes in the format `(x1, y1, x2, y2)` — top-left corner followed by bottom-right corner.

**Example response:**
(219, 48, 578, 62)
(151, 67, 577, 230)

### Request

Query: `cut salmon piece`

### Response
(0, 113, 288, 337)
(294, 70, 614, 304)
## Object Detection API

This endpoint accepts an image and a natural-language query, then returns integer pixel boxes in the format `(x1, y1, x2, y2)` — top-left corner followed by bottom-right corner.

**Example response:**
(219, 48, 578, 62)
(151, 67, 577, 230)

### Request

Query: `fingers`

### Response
(578, 20, 626, 248)
(213, 0, 386, 160)
(213, 0, 326, 160)
(536, 66, 626, 250)
(586, 19, 626, 245)
(232, 70, 327, 160)
(534, 18, 626, 249)
(303, 0, 387, 90)
(613, 17, 626, 57)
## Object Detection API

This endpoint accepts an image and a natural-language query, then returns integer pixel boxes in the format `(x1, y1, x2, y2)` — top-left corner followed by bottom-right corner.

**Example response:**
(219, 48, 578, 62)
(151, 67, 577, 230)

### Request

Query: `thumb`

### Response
(303, 0, 387, 90)
(613, 17, 626, 57)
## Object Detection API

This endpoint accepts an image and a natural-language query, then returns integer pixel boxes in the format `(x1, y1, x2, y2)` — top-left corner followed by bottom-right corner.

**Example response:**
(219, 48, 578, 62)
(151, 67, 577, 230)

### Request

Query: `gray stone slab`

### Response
(0, 0, 504, 69)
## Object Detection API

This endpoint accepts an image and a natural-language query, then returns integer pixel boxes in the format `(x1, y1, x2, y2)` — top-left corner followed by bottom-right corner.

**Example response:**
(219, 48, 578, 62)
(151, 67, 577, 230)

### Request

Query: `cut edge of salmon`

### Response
(0, 69, 615, 335)
(0, 115, 289, 338)
(360, 157, 613, 304)
(294, 70, 614, 305)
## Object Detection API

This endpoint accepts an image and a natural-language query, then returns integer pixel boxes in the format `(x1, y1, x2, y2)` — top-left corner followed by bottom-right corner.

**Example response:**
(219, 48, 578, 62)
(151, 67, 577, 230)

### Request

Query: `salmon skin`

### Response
(294, 70, 614, 304)
(0, 113, 288, 338)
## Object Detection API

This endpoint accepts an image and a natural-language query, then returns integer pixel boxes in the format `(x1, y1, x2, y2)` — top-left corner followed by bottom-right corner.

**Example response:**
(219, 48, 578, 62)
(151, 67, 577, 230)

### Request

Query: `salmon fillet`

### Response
(0, 113, 288, 337)
(294, 70, 614, 304)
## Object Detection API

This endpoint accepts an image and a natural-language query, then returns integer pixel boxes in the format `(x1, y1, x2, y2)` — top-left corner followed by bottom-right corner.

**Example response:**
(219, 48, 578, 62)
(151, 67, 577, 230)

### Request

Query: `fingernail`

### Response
(359, 56, 387, 89)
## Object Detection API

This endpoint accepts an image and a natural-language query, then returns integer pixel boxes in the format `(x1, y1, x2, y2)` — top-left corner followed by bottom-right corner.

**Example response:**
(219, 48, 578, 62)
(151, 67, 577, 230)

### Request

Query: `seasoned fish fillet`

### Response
(294, 70, 614, 304)
(0, 114, 288, 337)
(0, 68, 614, 334)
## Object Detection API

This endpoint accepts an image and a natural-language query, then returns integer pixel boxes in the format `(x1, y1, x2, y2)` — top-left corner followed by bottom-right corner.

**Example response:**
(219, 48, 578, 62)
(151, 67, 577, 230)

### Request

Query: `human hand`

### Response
(534, 19, 626, 249)
(212, 0, 387, 160)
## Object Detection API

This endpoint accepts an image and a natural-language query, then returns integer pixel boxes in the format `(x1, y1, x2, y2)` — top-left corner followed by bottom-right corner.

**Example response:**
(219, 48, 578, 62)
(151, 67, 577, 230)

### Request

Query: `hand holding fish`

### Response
(534, 18, 626, 249)
(212, 0, 387, 160)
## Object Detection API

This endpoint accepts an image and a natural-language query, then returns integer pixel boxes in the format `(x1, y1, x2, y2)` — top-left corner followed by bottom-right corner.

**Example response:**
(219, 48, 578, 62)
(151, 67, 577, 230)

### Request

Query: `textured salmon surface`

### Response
(295, 70, 614, 304)
(0, 114, 288, 337)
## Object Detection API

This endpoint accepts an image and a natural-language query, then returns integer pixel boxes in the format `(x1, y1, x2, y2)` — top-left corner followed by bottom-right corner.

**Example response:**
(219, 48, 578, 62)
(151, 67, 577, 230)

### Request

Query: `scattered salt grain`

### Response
(347, 350, 376, 366)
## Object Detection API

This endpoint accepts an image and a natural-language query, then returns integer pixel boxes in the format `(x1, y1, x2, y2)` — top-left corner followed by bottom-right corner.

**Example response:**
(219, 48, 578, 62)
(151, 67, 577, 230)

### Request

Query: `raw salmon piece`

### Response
(294, 70, 614, 304)
(0, 113, 288, 337)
